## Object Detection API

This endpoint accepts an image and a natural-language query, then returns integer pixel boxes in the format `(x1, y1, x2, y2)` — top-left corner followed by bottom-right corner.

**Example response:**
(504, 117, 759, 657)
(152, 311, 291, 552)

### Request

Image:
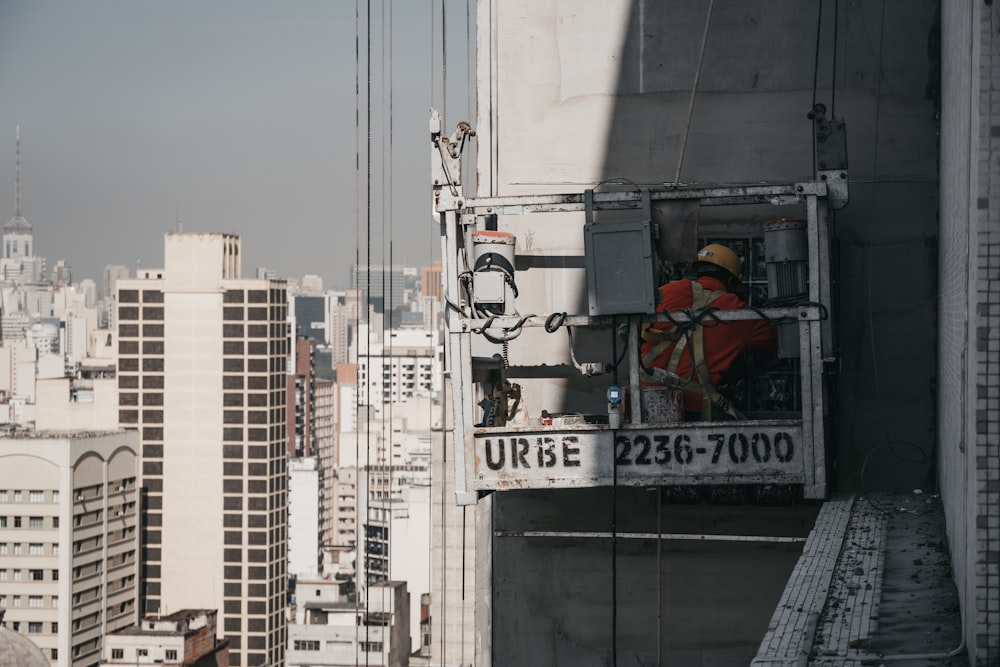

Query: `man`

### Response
(640, 243, 777, 420)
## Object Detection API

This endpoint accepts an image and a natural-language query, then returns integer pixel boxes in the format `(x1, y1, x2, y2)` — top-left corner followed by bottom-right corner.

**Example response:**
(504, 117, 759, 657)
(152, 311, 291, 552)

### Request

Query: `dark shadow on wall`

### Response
(598, 0, 941, 495)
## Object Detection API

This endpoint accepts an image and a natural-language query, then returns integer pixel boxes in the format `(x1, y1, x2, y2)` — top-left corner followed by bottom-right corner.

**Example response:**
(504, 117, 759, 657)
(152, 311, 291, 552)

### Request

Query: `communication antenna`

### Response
(14, 126, 22, 218)
(176, 205, 183, 233)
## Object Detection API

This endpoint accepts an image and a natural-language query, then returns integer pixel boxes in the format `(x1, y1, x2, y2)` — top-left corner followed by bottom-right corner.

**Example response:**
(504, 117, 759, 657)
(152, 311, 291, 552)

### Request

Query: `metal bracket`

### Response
(431, 109, 476, 212)
(809, 104, 849, 210)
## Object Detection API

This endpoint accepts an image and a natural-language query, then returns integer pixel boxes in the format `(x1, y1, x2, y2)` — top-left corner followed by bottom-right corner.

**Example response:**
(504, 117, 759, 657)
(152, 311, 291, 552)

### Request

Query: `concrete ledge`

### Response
(752, 495, 857, 666)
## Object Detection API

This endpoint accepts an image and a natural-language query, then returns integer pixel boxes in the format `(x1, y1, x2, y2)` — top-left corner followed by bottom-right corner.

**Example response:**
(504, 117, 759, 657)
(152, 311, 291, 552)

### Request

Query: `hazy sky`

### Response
(0, 1, 474, 289)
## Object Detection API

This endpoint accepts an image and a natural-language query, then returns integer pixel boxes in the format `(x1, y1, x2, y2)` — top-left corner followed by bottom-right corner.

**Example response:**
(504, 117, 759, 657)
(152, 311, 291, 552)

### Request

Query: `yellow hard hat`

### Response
(695, 243, 742, 281)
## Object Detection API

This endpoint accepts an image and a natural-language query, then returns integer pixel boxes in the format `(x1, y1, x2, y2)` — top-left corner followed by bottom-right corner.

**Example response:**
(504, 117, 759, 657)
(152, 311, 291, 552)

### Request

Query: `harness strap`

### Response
(642, 281, 736, 418)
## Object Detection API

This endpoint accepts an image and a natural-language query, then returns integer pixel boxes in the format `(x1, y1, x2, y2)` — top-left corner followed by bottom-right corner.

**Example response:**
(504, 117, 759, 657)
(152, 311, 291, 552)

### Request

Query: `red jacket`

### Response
(641, 276, 777, 412)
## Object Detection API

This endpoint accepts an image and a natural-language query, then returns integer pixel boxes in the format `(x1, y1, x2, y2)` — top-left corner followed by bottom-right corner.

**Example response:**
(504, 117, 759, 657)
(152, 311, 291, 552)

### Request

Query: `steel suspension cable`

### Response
(364, 0, 373, 663)
(673, 0, 715, 185)
(831, 0, 840, 119)
(811, 0, 824, 176)
(353, 1, 362, 664)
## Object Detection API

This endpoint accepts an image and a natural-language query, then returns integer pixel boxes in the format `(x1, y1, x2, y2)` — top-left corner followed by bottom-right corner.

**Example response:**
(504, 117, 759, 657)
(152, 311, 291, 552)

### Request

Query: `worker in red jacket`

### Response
(640, 243, 777, 420)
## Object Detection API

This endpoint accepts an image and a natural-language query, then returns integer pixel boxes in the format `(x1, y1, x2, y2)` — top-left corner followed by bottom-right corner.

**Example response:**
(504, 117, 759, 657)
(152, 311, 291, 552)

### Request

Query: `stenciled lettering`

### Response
(510, 438, 530, 469)
(481, 430, 795, 474)
(537, 437, 557, 468)
(484, 439, 505, 471)
(562, 436, 581, 467)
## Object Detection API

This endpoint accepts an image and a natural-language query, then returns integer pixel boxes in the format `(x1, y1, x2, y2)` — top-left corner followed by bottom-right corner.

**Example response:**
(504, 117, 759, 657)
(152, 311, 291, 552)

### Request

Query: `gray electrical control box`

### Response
(583, 219, 657, 315)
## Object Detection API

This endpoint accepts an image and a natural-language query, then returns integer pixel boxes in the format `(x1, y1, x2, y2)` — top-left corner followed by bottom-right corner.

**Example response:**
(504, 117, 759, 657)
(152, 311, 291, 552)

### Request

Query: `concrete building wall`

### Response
(429, 378, 475, 667)
(468, 0, 942, 663)
(939, 2, 1000, 663)
(35, 378, 118, 431)
(288, 458, 320, 577)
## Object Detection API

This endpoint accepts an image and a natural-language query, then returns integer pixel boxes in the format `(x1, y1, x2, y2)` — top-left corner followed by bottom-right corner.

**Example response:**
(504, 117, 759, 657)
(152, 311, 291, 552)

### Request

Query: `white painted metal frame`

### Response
(438, 181, 834, 504)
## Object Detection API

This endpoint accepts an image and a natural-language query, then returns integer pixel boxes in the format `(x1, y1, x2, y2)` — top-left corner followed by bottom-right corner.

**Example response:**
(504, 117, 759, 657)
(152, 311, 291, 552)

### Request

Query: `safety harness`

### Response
(641, 281, 739, 420)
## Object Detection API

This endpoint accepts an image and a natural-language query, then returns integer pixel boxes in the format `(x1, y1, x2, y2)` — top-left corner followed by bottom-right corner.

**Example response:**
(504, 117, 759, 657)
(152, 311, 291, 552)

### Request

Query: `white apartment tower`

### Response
(0, 430, 140, 666)
(116, 233, 289, 667)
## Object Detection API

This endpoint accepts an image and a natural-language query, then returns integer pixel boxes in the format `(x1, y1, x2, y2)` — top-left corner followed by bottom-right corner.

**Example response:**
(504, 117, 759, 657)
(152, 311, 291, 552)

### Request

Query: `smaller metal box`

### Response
(583, 220, 657, 315)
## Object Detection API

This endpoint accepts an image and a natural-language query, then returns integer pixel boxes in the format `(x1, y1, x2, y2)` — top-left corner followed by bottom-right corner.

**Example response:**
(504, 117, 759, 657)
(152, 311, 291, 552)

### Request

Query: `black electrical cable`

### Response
(544, 311, 567, 333)
(610, 315, 618, 667)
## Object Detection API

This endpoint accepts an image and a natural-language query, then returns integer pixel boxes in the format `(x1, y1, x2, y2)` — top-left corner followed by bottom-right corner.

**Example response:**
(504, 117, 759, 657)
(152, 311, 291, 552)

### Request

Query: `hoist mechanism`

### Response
(430, 109, 476, 212)
(433, 111, 844, 505)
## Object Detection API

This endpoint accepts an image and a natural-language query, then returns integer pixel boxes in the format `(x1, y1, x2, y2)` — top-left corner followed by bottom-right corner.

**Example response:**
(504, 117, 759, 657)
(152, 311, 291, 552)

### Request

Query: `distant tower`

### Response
(4, 126, 33, 260)
(2, 127, 43, 285)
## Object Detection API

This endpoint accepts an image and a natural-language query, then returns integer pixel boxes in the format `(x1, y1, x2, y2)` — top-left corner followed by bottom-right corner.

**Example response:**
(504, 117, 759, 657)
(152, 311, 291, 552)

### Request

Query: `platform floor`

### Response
(753, 492, 968, 666)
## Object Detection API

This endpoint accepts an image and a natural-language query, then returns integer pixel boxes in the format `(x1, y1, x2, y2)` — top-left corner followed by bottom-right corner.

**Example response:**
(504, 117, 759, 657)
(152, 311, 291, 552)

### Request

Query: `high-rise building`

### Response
(287, 458, 320, 579)
(287, 336, 315, 459)
(314, 379, 336, 556)
(0, 430, 140, 665)
(356, 324, 441, 412)
(419, 260, 442, 301)
(115, 233, 289, 667)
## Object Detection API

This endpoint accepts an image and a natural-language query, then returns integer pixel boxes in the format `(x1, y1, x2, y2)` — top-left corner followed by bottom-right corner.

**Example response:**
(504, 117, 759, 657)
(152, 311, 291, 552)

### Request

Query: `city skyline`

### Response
(0, 1, 475, 289)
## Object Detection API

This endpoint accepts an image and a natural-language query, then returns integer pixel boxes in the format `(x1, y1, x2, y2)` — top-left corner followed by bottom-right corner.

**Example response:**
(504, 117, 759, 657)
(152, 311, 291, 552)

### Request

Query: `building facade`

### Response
(101, 609, 229, 667)
(116, 233, 289, 667)
(0, 430, 140, 666)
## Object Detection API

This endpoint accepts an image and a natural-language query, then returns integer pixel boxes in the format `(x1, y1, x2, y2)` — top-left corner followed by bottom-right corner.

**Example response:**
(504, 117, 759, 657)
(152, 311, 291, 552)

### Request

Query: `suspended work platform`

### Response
(436, 180, 839, 504)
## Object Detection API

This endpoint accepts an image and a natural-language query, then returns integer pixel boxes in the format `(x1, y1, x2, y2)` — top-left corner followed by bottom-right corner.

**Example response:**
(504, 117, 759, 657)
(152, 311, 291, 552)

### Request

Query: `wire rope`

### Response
(364, 0, 373, 663)
(830, 0, 839, 119)
(811, 0, 824, 176)
(672, 0, 714, 185)
(352, 1, 363, 664)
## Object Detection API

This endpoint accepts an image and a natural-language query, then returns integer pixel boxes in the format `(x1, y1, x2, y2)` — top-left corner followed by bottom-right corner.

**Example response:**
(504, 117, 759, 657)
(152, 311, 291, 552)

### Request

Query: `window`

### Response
(30, 570, 43, 581)
(29, 596, 42, 608)
(166, 650, 177, 660)
(0, 544, 6, 555)
(29, 543, 42, 555)
(13, 516, 21, 527)
(12, 571, 21, 581)
(52, 491, 59, 502)
(12, 544, 21, 554)
(112, 649, 123, 660)
(0, 570, 5, 581)
(29, 490, 44, 503)
(0, 491, 7, 501)
(13, 491, 22, 502)
(0, 517, 5, 527)
(28, 622, 41, 633)
(29, 517, 43, 528)
(52, 516, 59, 528)
(52, 543, 59, 555)
(293, 641, 320, 651)
(137, 649, 148, 657)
